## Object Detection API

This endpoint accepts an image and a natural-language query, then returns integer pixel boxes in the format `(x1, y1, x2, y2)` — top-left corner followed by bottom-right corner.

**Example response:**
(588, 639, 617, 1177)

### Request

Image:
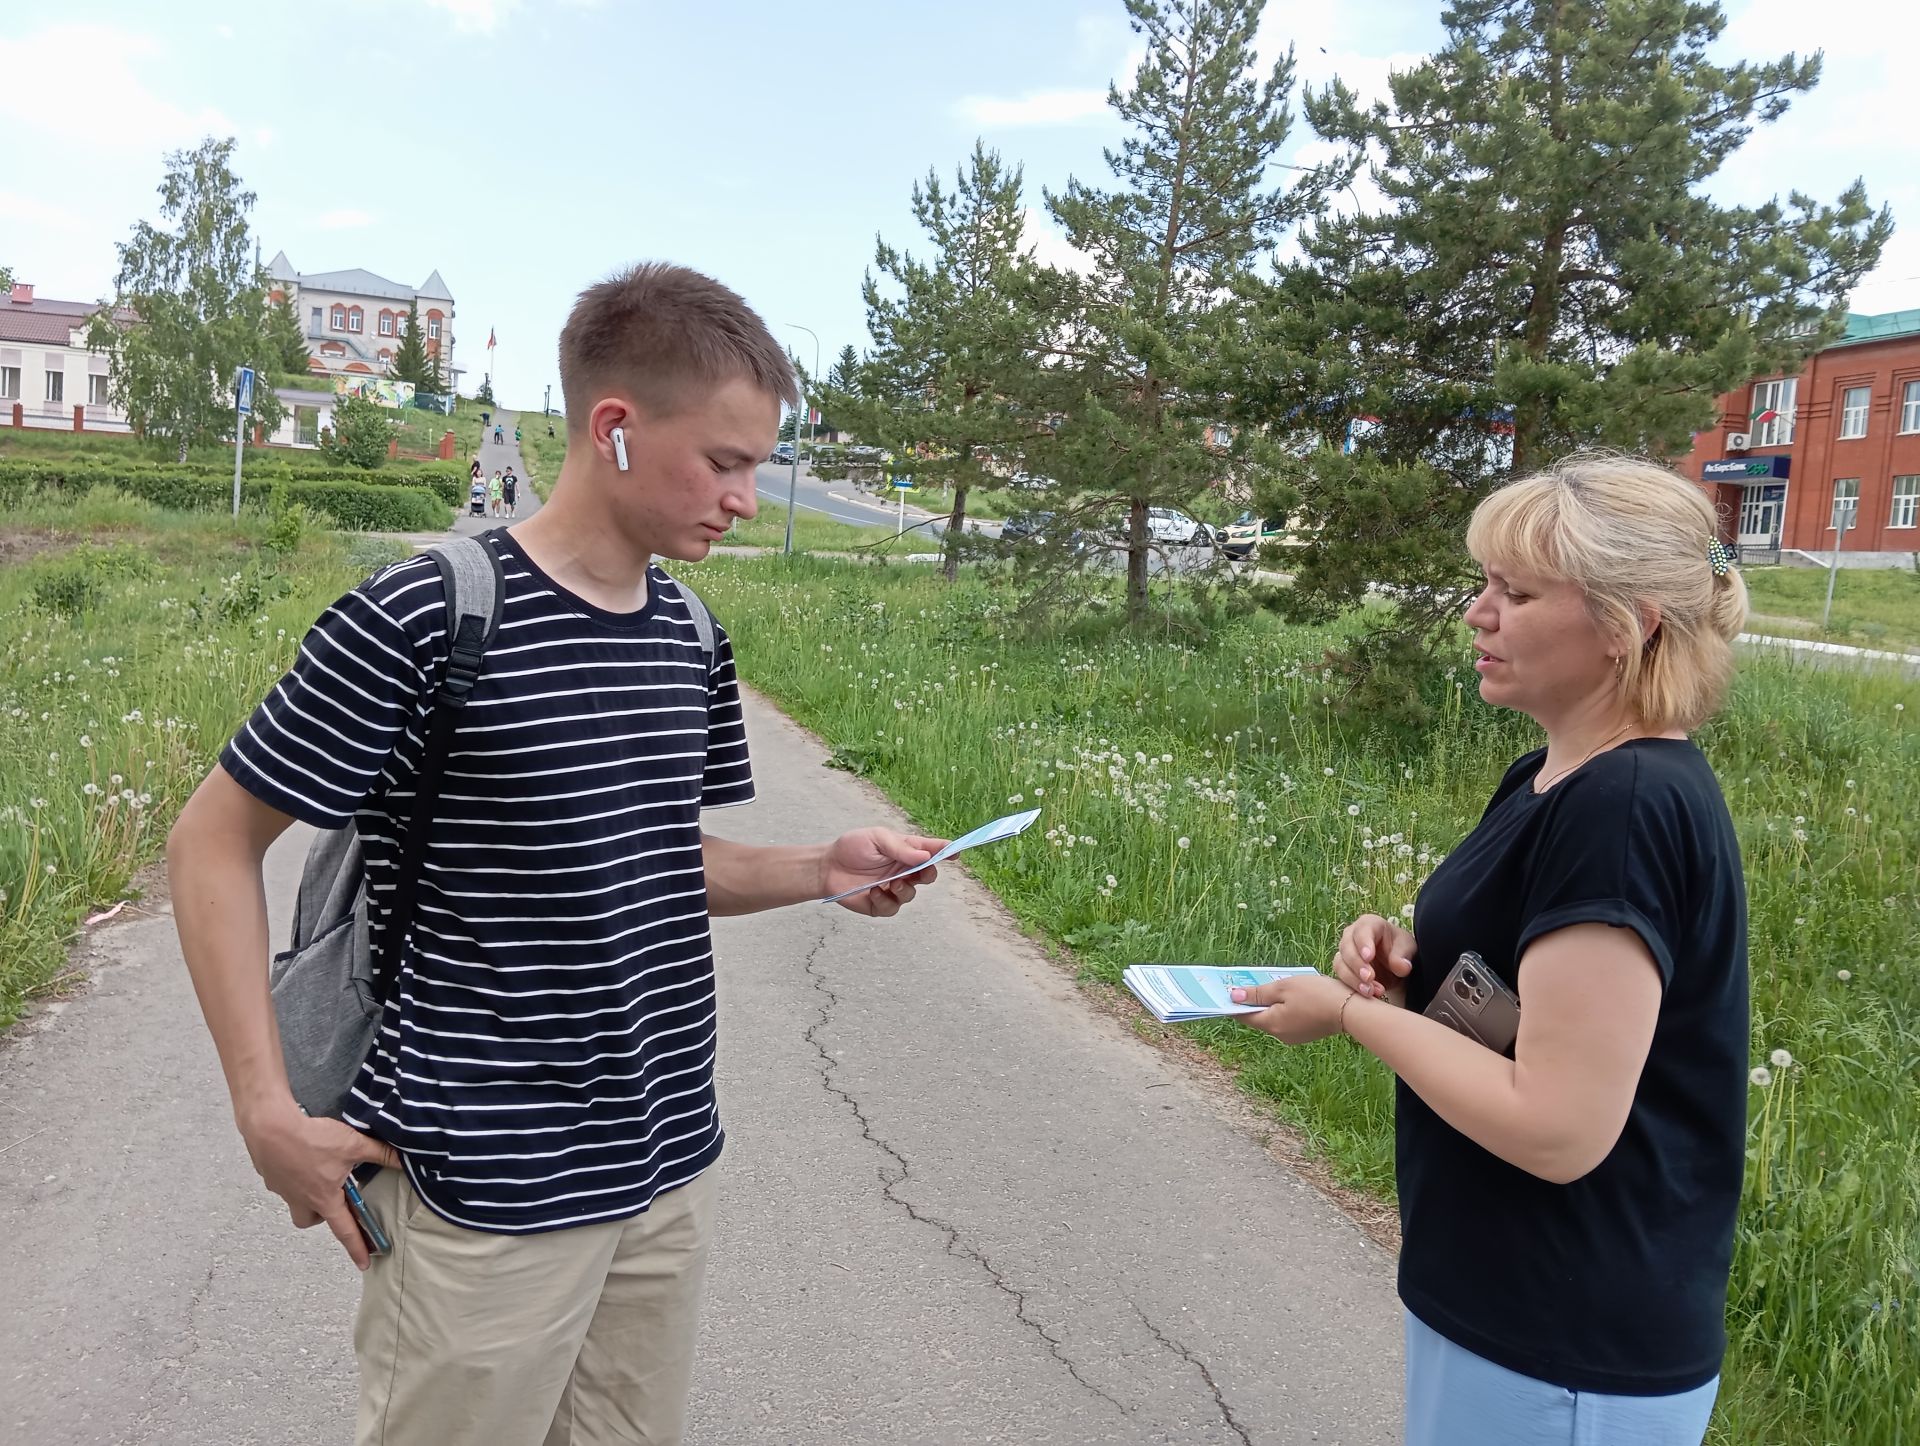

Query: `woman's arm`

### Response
(1239, 921, 1662, 1183)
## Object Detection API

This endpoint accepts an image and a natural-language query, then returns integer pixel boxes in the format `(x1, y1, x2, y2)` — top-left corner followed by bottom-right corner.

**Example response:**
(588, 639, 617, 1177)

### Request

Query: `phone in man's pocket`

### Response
(1422, 951, 1521, 1057)
(343, 1168, 391, 1256)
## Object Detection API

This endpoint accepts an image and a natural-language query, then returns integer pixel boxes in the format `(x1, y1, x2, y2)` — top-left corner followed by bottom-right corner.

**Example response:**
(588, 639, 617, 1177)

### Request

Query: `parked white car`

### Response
(1145, 506, 1213, 546)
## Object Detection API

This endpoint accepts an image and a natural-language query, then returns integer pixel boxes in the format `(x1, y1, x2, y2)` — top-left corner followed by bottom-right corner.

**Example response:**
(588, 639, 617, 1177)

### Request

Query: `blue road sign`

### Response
(891, 478, 914, 490)
(235, 367, 256, 415)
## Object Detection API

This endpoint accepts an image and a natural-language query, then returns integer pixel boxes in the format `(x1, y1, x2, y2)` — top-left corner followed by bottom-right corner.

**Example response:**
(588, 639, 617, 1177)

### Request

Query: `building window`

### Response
(88, 374, 110, 406)
(0, 366, 18, 400)
(1751, 377, 1796, 447)
(379, 312, 395, 336)
(1903, 380, 1920, 434)
(45, 370, 64, 403)
(1829, 478, 1859, 532)
(294, 405, 320, 447)
(348, 308, 363, 333)
(377, 349, 393, 367)
(331, 306, 346, 330)
(427, 318, 441, 340)
(1838, 386, 1870, 439)
(310, 306, 323, 334)
(1892, 476, 1919, 530)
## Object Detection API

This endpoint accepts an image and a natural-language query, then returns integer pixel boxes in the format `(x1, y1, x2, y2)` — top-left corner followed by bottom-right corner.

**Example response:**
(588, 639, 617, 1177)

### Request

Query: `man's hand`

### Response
(238, 1100, 401, 1270)
(1228, 971, 1357, 1045)
(821, 827, 948, 916)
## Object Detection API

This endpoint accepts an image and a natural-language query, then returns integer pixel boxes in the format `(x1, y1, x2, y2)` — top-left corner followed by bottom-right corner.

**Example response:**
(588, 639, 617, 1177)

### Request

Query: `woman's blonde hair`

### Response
(1466, 451, 1749, 730)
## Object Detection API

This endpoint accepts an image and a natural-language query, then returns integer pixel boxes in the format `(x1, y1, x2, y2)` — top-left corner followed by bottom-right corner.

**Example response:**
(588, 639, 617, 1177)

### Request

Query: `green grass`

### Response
(0, 490, 407, 1026)
(0, 424, 235, 469)
(1743, 564, 1920, 650)
(672, 554, 1919, 1446)
(390, 393, 478, 460)
(509, 405, 568, 498)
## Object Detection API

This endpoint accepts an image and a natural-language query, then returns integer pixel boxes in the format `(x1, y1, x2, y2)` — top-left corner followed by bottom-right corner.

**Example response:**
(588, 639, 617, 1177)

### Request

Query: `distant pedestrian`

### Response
(502, 467, 518, 518)
(469, 459, 483, 485)
(488, 469, 505, 518)
(494, 424, 504, 445)
(514, 424, 523, 445)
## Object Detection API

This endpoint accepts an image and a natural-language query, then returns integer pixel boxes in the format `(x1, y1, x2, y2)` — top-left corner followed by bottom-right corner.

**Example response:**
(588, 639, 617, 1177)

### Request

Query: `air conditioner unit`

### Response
(1725, 432, 1752, 451)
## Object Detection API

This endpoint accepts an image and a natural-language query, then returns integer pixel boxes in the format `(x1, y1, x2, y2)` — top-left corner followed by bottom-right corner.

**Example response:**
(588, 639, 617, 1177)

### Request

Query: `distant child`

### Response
(488, 469, 505, 518)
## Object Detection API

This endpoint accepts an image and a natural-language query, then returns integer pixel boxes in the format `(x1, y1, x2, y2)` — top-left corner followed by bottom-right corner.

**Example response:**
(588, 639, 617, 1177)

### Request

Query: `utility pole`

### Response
(1822, 502, 1856, 631)
(782, 325, 821, 559)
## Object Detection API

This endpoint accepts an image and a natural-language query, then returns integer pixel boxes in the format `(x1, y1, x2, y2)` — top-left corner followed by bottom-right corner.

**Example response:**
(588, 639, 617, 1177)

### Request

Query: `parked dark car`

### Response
(770, 442, 796, 465)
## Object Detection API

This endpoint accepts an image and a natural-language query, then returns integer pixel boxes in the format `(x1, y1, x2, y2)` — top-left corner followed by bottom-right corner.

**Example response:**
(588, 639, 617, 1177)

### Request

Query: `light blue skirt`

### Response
(1404, 1310, 1719, 1446)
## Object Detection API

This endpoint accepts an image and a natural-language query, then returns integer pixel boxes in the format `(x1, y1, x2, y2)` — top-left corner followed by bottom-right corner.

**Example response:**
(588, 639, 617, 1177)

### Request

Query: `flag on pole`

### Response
(487, 328, 496, 351)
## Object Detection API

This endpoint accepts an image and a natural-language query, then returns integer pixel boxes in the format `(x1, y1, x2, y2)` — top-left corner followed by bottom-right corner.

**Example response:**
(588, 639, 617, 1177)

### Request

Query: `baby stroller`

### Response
(469, 479, 487, 517)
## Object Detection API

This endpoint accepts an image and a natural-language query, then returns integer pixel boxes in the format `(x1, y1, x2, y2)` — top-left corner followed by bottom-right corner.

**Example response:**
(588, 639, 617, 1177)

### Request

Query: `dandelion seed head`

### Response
(1750, 1067, 1772, 1088)
(1770, 1048, 1793, 1069)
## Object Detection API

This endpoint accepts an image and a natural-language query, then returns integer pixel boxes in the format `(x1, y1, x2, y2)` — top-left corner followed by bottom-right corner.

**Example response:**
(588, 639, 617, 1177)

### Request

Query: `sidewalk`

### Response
(0, 691, 1402, 1446)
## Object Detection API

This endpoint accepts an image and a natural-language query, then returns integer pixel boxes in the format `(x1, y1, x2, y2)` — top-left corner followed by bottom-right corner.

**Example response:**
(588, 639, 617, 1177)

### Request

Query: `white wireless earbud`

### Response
(611, 426, 630, 472)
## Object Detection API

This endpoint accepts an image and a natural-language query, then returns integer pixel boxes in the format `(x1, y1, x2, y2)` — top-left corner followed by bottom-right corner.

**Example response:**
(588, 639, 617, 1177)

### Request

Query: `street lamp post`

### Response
(1822, 502, 1856, 631)
(782, 323, 821, 559)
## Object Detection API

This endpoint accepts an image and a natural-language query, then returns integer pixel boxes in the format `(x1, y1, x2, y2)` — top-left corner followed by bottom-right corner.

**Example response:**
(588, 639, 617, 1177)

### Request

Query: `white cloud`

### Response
(316, 208, 375, 230)
(0, 25, 231, 153)
(214, 23, 235, 39)
(1021, 207, 1094, 275)
(956, 88, 1112, 129)
(254, 126, 277, 149)
(0, 189, 85, 230)
(418, 0, 522, 34)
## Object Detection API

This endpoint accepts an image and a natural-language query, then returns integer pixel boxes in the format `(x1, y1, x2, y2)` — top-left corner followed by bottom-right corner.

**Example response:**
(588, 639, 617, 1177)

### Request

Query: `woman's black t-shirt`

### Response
(1400, 738, 1748, 1396)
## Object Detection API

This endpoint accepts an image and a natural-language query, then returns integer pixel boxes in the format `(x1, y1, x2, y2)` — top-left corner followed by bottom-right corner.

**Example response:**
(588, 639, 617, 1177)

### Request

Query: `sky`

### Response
(2, 0, 1915, 412)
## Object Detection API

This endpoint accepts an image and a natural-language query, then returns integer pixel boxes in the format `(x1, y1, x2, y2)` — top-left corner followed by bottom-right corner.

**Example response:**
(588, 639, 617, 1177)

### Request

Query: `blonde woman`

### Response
(1233, 454, 1750, 1445)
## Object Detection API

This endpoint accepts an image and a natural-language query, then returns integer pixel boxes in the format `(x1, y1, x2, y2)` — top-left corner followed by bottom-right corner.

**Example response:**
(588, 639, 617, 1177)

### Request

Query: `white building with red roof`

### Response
(0, 282, 134, 432)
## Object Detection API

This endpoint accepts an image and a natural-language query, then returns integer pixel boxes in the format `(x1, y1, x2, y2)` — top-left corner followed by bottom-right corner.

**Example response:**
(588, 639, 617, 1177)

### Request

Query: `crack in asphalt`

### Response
(798, 925, 1126, 1416)
(1132, 1302, 1254, 1446)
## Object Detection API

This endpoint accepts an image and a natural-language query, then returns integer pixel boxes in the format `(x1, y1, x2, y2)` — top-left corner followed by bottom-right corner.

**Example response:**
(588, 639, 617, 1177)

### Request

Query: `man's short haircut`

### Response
(558, 262, 799, 429)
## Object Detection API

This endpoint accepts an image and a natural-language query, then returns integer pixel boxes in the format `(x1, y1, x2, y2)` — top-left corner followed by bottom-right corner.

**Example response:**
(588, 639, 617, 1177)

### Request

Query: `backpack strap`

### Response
(665, 571, 716, 677)
(378, 531, 505, 999)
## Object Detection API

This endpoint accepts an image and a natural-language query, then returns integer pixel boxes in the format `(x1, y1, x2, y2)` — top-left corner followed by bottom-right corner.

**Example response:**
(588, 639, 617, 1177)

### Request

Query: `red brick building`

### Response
(1675, 309, 1920, 565)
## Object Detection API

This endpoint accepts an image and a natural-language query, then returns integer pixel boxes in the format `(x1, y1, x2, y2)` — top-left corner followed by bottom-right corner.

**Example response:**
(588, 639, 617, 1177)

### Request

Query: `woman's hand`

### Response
(1229, 971, 1357, 1044)
(1334, 914, 1416, 1007)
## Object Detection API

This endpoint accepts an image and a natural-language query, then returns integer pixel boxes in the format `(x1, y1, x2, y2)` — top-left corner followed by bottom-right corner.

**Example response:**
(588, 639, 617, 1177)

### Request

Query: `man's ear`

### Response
(589, 398, 635, 470)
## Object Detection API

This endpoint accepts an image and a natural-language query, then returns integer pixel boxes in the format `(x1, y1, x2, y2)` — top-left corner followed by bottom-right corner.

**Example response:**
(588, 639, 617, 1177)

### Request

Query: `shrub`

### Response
(27, 543, 156, 616)
(1, 469, 446, 531)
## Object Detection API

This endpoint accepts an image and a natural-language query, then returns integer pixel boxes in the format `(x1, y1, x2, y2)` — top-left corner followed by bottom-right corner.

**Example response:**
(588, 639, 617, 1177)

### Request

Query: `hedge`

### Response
(0, 459, 466, 508)
(0, 471, 449, 532)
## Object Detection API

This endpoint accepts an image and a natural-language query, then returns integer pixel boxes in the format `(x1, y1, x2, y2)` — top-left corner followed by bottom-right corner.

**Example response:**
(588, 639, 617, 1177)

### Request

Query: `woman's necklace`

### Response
(1534, 722, 1639, 793)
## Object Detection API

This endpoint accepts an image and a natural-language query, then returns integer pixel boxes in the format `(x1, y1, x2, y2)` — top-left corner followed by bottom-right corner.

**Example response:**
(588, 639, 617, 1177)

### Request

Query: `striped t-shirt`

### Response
(221, 529, 753, 1233)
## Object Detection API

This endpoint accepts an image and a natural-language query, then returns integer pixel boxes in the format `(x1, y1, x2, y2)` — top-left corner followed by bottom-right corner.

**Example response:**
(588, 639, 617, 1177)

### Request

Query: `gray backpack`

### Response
(268, 533, 716, 1119)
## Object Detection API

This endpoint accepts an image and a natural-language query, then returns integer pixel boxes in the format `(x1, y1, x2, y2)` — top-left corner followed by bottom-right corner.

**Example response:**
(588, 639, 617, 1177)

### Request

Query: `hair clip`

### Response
(1707, 538, 1737, 577)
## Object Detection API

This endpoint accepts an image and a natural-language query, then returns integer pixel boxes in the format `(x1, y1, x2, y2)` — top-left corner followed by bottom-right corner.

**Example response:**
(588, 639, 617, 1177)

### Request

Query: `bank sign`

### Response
(1703, 456, 1791, 481)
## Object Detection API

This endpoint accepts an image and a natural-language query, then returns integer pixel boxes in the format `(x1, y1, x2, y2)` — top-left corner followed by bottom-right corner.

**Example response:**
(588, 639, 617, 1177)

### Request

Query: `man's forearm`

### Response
(168, 825, 296, 1126)
(701, 833, 827, 916)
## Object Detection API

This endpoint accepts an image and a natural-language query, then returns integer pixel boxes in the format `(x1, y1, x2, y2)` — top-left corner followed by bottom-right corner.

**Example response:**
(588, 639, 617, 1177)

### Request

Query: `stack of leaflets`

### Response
(1123, 964, 1319, 1023)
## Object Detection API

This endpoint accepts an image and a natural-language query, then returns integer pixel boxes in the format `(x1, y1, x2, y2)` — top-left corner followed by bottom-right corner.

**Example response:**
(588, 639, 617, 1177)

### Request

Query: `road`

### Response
(0, 704, 1404, 1446)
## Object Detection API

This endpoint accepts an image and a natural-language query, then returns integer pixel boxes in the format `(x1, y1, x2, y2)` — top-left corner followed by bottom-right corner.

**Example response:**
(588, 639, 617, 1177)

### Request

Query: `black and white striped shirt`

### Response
(222, 530, 753, 1233)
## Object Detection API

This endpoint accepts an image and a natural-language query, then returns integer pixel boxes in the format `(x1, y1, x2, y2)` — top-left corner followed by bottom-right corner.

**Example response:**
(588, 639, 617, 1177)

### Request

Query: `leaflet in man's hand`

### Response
(1123, 964, 1318, 1022)
(820, 807, 1041, 903)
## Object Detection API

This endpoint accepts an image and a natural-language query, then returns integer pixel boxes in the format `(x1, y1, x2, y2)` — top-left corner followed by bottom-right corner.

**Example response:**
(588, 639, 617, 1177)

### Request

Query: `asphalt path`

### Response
(0, 707, 1404, 1445)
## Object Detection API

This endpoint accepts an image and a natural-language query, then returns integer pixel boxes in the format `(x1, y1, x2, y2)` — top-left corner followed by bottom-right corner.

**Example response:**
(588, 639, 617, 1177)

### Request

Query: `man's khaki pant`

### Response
(353, 1165, 717, 1446)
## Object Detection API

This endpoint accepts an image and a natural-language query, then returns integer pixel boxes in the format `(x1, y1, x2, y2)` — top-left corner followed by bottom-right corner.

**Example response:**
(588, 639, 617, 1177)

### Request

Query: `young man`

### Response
(168, 262, 945, 1446)
(501, 465, 518, 517)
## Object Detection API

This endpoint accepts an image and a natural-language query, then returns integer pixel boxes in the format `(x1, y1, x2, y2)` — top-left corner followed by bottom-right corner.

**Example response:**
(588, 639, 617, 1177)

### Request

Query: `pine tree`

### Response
(1247, 0, 1890, 684)
(264, 294, 311, 376)
(1034, 0, 1338, 623)
(814, 141, 1045, 579)
(87, 137, 286, 458)
(390, 298, 432, 388)
(828, 344, 860, 395)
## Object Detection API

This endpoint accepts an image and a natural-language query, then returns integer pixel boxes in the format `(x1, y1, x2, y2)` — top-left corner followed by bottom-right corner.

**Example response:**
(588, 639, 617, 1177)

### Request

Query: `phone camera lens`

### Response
(1453, 978, 1474, 1002)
